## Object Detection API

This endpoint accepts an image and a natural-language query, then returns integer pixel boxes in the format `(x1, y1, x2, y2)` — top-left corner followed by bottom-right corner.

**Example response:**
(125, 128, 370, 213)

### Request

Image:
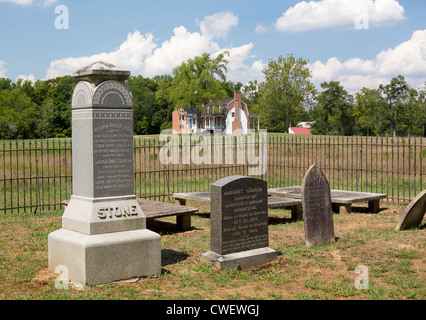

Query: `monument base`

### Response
(48, 228, 161, 286)
(202, 247, 277, 271)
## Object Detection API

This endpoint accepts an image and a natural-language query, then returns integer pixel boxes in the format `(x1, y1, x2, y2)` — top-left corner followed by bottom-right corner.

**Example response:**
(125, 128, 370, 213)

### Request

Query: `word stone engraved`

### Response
(48, 62, 161, 286)
(203, 176, 276, 270)
(302, 165, 335, 248)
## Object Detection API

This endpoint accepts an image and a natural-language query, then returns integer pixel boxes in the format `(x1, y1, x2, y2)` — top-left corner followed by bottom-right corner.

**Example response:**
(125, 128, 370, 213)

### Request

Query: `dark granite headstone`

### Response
(395, 190, 426, 231)
(302, 165, 335, 247)
(202, 176, 277, 270)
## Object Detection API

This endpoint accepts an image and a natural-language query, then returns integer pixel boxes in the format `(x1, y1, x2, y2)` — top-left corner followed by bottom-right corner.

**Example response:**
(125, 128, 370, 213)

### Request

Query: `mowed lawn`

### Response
(0, 200, 424, 300)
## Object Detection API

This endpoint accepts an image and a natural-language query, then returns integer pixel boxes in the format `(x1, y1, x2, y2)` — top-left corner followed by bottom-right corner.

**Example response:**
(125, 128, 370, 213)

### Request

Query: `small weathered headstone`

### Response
(302, 165, 335, 248)
(202, 176, 277, 270)
(395, 190, 426, 231)
(48, 62, 161, 286)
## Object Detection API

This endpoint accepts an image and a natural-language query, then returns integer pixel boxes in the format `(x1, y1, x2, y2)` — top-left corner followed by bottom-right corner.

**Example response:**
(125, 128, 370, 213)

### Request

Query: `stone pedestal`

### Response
(48, 62, 161, 286)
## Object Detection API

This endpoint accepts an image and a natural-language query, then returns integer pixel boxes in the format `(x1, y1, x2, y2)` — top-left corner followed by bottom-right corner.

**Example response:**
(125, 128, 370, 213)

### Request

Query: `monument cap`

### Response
(73, 61, 131, 85)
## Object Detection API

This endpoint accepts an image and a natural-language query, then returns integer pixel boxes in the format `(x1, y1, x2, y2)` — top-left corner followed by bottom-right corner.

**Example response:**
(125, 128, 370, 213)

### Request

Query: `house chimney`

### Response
(234, 91, 241, 102)
(232, 91, 242, 135)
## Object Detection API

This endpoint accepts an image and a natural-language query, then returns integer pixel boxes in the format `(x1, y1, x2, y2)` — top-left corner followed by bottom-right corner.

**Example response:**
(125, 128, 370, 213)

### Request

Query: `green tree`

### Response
(378, 75, 410, 137)
(258, 54, 315, 133)
(0, 88, 37, 139)
(417, 83, 426, 137)
(164, 52, 230, 109)
(354, 88, 384, 136)
(316, 81, 354, 136)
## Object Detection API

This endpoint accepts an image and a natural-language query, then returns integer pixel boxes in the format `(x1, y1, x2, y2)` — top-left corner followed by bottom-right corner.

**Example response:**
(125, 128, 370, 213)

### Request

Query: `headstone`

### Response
(395, 190, 426, 231)
(302, 164, 335, 248)
(48, 62, 161, 286)
(202, 176, 277, 270)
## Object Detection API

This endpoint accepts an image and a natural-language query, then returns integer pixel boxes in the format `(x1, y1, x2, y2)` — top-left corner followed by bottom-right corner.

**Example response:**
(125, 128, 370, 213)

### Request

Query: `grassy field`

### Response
(0, 201, 424, 300)
(1, 134, 425, 213)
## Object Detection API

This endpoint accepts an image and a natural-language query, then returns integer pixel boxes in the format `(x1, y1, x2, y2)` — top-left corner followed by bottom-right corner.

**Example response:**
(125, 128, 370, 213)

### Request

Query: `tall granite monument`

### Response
(48, 62, 161, 286)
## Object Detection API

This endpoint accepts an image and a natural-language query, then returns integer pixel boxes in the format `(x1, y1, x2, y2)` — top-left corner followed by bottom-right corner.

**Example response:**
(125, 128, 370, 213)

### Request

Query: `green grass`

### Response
(0, 202, 424, 300)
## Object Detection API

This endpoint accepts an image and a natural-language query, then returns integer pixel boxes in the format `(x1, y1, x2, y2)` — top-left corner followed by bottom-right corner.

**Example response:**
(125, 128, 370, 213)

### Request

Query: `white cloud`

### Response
(276, 0, 405, 32)
(45, 31, 157, 79)
(0, 0, 57, 5)
(197, 11, 239, 39)
(0, 60, 7, 77)
(143, 26, 220, 77)
(45, 12, 263, 83)
(309, 29, 426, 92)
(0, 0, 32, 5)
(255, 23, 268, 34)
(16, 74, 36, 82)
(216, 44, 265, 83)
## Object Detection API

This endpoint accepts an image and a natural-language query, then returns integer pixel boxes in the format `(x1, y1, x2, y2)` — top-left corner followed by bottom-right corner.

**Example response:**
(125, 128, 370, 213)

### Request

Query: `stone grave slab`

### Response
(395, 190, 426, 231)
(202, 176, 277, 270)
(302, 165, 336, 248)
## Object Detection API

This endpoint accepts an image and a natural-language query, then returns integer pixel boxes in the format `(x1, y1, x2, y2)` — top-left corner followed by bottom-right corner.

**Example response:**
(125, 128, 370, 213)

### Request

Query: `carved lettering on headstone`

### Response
(203, 176, 276, 270)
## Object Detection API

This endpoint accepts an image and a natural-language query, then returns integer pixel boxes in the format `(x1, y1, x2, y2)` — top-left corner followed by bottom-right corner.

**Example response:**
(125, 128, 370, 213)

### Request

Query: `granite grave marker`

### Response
(202, 176, 277, 270)
(48, 62, 161, 286)
(302, 165, 335, 248)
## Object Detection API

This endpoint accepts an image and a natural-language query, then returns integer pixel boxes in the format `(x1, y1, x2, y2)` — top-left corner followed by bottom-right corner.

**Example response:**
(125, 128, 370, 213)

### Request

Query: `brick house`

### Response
(172, 91, 260, 135)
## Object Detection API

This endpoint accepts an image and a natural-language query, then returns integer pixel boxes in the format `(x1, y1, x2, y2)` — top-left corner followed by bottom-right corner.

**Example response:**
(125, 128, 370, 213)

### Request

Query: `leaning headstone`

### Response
(395, 190, 426, 231)
(48, 62, 161, 286)
(302, 164, 335, 248)
(202, 176, 277, 270)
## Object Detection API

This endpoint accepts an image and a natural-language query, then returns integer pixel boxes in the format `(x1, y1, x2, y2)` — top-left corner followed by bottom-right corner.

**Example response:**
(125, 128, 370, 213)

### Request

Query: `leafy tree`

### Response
(164, 52, 230, 109)
(0, 88, 37, 139)
(0, 78, 12, 91)
(378, 75, 410, 137)
(417, 83, 426, 137)
(316, 81, 354, 136)
(354, 88, 384, 136)
(258, 54, 315, 133)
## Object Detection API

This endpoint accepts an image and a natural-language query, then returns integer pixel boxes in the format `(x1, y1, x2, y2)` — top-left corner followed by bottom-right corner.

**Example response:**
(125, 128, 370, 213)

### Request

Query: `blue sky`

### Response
(0, 0, 425, 92)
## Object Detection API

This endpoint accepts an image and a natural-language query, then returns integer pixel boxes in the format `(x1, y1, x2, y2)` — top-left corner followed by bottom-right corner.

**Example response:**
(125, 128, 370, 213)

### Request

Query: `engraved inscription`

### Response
(303, 185, 324, 223)
(221, 183, 268, 254)
(93, 117, 134, 197)
(97, 205, 138, 220)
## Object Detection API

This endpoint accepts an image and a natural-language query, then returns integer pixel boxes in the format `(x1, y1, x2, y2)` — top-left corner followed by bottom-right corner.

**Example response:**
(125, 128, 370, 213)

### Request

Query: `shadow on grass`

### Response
(146, 219, 202, 235)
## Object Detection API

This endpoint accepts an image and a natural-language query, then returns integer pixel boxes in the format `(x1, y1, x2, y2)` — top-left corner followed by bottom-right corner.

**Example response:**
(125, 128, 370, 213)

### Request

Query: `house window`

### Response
(180, 125, 184, 129)
(232, 112, 235, 118)
(179, 115, 185, 121)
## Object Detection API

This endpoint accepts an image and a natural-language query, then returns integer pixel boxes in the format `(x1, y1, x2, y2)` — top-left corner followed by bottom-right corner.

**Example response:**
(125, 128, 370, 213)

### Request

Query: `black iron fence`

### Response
(1, 134, 425, 214)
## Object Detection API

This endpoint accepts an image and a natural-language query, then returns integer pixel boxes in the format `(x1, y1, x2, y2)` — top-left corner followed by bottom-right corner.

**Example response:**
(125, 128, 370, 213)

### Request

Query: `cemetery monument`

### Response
(48, 62, 161, 286)
(302, 164, 336, 248)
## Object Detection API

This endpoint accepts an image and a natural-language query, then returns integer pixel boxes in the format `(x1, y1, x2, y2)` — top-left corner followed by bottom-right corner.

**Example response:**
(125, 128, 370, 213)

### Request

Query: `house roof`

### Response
(289, 127, 312, 135)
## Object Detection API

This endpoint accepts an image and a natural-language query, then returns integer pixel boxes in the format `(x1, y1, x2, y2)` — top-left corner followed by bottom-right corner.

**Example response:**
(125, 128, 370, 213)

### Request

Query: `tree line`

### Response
(0, 52, 425, 139)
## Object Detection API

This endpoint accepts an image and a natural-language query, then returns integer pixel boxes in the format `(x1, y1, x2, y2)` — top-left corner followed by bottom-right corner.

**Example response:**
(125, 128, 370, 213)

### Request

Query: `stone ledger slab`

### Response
(202, 176, 277, 270)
